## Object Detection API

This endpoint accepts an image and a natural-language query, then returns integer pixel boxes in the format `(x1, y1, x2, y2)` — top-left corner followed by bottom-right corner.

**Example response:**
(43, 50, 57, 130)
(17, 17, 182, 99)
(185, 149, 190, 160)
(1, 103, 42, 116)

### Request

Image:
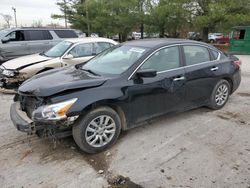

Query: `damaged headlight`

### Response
(2, 69, 16, 77)
(32, 98, 78, 121)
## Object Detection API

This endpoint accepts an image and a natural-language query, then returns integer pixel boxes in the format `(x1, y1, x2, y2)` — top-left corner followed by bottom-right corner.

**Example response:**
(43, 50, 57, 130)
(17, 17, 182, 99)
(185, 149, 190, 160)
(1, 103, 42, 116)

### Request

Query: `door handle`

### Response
(173, 76, 185, 81)
(210, 67, 219, 71)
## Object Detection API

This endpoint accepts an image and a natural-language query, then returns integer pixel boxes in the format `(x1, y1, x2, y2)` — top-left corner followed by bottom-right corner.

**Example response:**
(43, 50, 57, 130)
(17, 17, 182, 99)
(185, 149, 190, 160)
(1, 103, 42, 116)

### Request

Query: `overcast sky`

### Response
(0, 0, 65, 27)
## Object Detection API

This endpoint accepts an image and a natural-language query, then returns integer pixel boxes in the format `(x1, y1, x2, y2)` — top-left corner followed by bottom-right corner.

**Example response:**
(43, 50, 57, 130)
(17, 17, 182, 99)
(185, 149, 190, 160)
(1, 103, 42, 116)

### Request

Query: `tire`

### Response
(72, 106, 121, 153)
(208, 80, 231, 110)
(210, 39, 215, 43)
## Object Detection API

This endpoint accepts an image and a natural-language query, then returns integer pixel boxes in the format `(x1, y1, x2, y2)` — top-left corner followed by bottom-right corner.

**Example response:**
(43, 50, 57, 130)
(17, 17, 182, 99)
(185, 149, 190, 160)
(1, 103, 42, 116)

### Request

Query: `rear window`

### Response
(25, 30, 53, 40)
(54, 30, 78, 38)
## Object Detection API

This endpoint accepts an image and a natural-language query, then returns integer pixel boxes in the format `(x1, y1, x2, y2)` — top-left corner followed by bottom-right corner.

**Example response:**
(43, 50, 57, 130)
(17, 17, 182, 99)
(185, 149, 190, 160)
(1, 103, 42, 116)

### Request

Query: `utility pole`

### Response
(85, 0, 90, 36)
(12, 7, 17, 27)
(63, 0, 67, 28)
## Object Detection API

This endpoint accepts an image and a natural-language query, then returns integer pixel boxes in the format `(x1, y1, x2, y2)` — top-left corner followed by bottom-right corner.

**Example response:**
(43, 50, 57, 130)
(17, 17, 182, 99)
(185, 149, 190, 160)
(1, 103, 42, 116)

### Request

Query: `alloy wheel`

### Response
(215, 84, 229, 106)
(85, 115, 116, 148)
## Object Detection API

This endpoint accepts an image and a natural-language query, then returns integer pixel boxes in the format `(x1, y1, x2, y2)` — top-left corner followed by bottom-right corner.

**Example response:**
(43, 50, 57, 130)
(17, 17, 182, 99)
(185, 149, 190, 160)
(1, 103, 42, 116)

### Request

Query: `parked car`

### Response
(10, 39, 241, 153)
(188, 32, 202, 41)
(216, 35, 229, 44)
(0, 28, 78, 62)
(208, 33, 223, 43)
(0, 37, 117, 88)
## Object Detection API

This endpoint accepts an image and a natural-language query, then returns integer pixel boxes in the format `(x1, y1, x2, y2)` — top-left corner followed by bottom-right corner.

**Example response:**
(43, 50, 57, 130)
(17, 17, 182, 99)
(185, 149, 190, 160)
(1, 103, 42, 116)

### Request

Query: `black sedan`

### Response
(10, 39, 241, 153)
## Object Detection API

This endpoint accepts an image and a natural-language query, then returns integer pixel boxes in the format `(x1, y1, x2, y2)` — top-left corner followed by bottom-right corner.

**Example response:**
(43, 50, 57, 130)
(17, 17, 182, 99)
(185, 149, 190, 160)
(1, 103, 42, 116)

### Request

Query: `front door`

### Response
(127, 46, 186, 125)
(1, 30, 30, 60)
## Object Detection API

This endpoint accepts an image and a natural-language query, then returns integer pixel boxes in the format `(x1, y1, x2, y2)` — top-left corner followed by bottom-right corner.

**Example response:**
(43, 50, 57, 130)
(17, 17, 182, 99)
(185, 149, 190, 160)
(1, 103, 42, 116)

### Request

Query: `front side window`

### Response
(82, 45, 148, 75)
(6, 30, 25, 41)
(44, 41, 72, 58)
(68, 43, 93, 58)
(140, 46, 180, 72)
(183, 45, 210, 66)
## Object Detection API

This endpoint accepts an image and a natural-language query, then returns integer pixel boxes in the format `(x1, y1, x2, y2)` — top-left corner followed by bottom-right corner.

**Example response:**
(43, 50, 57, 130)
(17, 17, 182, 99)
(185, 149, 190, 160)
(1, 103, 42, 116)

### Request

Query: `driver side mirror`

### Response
(63, 54, 74, 59)
(1, 37, 10, 43)
(136, 69, 157, 78)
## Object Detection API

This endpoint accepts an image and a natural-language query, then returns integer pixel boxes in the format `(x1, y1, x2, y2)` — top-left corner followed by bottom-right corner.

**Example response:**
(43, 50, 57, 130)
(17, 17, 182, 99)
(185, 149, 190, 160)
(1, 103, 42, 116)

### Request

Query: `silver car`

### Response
(0, 28, 78, 62)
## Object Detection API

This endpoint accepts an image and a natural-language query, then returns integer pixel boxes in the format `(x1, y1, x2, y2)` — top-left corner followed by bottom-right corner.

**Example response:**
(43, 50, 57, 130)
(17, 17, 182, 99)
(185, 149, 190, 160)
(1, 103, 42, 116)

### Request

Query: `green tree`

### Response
(146, 0, 189, 38)
(187, 0, 250, 41)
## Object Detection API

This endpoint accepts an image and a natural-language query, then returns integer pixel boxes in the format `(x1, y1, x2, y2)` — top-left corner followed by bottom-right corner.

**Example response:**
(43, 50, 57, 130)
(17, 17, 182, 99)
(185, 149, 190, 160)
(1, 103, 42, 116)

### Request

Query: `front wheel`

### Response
(208, 80, 230, 110)
(72, 106, 121, 153)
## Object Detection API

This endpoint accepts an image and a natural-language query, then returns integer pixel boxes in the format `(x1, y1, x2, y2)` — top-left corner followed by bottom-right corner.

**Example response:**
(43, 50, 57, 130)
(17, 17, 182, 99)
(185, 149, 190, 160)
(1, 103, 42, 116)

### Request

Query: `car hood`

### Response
(18, 66, 108, 97)
(2, 53, 52, 70)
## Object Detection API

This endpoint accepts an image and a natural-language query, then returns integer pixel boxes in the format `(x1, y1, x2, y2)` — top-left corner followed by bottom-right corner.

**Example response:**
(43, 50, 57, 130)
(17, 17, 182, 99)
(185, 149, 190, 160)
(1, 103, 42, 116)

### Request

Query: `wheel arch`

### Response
(80, 99, 128, 131)
(222, 77, 233, 94)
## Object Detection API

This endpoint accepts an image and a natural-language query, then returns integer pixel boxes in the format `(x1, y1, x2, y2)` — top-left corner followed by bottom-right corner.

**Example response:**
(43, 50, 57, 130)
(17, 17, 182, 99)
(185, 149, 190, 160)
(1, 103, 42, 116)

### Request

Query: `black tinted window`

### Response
(6, 30, 25, 41)
(233, 30, 245, 40)
(54, 30, 78, 38)
(25, 30, 53, 40)
(183, 46, 210, 65)
(140, 46, 180, 72)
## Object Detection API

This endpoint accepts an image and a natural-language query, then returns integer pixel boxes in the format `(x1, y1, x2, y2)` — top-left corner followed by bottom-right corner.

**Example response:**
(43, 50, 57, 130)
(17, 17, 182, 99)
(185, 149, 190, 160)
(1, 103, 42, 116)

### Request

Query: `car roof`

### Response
(64, 37, 117, 44)
(123, 38, 212, 48)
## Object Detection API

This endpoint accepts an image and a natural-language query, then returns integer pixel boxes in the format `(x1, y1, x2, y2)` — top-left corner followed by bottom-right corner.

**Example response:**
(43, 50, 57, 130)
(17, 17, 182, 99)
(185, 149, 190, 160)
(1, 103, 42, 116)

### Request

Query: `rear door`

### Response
(24, 30, 53, 54)
(183, 45, 222, 107)
(127, 45, 186, 124)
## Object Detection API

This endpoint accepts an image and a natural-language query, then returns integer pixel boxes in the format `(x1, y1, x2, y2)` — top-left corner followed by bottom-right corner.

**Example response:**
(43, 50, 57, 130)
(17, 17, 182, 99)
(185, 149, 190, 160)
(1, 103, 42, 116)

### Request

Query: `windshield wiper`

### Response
(82, 68, 100, 76)
(39, 52, 47, 57)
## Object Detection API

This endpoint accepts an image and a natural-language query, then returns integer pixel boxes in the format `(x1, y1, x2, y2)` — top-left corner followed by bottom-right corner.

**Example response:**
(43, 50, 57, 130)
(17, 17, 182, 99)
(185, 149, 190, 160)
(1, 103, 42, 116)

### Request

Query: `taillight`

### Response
(234, 60, 242, 69)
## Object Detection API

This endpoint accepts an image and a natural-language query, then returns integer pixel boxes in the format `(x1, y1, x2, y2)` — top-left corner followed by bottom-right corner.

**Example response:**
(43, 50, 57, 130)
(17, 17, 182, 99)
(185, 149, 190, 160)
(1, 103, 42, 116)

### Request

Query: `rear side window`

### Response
(94, 42, 113, 54)
(140, 46, 180, 72)
(54, 30, 78, 38)
(211, 50, 219, 60)
(183, 45, 210, 66)
(24, 30, 53, 40)
(68, 43, 93, 58)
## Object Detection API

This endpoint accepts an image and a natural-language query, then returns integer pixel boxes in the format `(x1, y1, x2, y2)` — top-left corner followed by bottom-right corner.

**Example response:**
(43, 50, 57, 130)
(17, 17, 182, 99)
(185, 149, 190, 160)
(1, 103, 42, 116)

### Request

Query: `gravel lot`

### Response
(0, 55, 250, 188)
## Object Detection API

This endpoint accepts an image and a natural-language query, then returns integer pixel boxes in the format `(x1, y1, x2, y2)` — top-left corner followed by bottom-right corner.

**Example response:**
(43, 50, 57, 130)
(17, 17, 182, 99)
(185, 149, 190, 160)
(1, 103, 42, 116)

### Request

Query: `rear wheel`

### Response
(209, 80, 230, 110)
(72, 106, 121, 153)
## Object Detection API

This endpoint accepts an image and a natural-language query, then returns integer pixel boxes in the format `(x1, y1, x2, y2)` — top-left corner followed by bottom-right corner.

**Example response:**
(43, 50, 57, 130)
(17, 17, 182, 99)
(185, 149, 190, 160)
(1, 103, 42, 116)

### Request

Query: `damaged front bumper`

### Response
(0, 74, 25, 89)
(10, 102, 35, 133)
(10, 102, 74, 138)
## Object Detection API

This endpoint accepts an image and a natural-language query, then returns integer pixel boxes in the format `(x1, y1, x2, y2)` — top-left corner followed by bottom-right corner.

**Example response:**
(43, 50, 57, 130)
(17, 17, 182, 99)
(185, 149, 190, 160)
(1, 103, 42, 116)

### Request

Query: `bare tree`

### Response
(32, 19, 43, 27)
(0, 14, 12, 28)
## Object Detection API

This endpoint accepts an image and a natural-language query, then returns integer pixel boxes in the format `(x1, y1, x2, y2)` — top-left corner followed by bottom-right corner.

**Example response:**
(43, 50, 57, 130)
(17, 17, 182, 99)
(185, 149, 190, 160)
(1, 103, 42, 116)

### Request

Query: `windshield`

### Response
(44, 41, 73, 58)
(0, 29, 11, 37)
(82, 45, 148, 75)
